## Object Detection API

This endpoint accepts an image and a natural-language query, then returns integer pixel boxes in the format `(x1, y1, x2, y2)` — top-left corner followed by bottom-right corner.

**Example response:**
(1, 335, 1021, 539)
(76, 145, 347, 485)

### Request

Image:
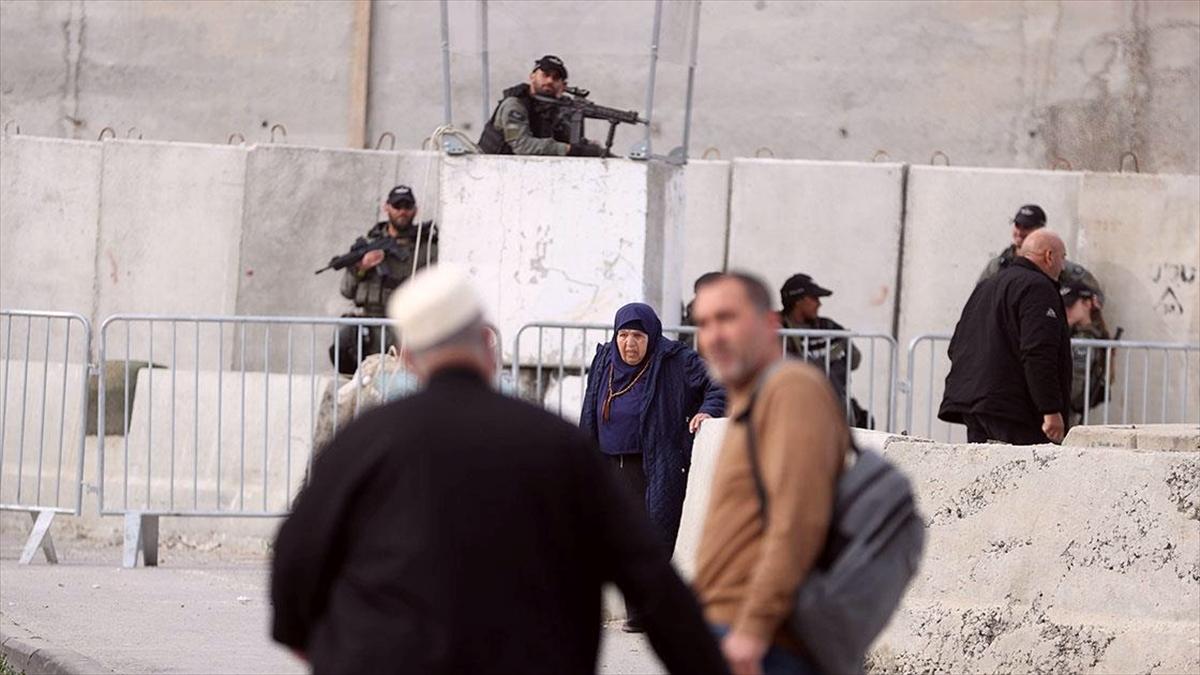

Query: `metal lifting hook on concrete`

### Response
(97, 127, 116, 141)
(125, 126, 143, 140)
(2, 120, 19, 135)
(872, 150, 891, 162)
(702, 147, 721, 159)
(227, 132, 246, 145)
(1051, 156, 1073, 171)
(270, 124, 288, 143)
(1118, 151, 1140, 174)
(755, 147, 775, 158)
(375, 132, 397, 150)
(930, 150, 950, 166)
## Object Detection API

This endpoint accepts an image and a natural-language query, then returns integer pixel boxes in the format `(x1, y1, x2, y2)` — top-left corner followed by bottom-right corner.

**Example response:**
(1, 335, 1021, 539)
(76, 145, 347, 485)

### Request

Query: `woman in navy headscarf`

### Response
(580, 302, 725, 632)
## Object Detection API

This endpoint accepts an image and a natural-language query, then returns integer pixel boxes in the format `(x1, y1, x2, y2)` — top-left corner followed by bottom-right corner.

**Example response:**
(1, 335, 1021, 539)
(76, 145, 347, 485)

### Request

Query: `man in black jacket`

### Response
(939, 230, 1072, 444)
(477, 55, 605, 157)
(272, 265, 728, 675)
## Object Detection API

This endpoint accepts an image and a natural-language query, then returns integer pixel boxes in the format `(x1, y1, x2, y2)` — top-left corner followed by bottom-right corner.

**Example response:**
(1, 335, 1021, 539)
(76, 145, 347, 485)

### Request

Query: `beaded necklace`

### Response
(601, 359, 651, 422)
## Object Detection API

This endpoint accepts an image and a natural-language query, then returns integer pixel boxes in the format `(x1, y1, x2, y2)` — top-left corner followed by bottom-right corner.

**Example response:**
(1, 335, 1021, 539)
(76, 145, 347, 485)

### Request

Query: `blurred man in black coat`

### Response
(271, 265, 728, 675)
(939, 230, 1073, 445)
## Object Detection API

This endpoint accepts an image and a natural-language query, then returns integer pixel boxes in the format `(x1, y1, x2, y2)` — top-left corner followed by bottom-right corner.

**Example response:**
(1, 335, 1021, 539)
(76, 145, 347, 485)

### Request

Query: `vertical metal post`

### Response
(680, 0, 702, 160)
(440, 0, 454, 126)
(479, 0, 491, 129)
(640, 0, 664, 155)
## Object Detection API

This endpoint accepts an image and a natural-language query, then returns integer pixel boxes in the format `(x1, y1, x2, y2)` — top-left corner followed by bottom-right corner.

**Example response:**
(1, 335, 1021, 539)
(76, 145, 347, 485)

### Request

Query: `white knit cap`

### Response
(386, 265, 485, 352)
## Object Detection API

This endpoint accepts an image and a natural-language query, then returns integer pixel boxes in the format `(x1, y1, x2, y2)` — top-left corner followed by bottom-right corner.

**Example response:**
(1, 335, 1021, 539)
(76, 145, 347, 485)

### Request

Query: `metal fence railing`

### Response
(96, 313, 502, 567)
(511, 322, 898, 432)
(1, 310, 92, 564)
(903, 333, 1200, 441)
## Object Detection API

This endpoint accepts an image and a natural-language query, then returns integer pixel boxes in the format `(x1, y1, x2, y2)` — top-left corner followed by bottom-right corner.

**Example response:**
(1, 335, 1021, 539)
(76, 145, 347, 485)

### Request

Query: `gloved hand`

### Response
(567, 140, 606, 157)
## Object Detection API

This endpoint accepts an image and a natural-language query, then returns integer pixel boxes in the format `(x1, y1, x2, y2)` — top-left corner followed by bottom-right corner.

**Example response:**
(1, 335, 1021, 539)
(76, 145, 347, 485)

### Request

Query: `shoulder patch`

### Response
(1045, 308, 1057, 318)
(507, 108, 527, 123)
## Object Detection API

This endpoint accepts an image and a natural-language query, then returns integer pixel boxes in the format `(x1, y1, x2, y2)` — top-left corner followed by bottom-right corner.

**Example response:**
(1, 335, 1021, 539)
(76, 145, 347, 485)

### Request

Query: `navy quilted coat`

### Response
(580, 339, 725, 552)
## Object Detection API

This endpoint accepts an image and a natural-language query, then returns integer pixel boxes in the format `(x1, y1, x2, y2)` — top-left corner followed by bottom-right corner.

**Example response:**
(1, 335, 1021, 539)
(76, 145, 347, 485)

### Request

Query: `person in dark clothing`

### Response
(778, 273, 871, 428)
(330, 184, 437, 374)
(579, 302, 726, 632)
(940, 230, 1073, 445)
(273, 267, 728, 675)
(477, 54, 605, 157)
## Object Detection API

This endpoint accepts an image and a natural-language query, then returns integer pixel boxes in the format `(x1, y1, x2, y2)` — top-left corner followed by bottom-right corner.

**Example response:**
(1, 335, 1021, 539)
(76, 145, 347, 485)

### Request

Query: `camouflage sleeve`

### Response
(977, 256, 1002, 285)
(496, 98, 569, 156)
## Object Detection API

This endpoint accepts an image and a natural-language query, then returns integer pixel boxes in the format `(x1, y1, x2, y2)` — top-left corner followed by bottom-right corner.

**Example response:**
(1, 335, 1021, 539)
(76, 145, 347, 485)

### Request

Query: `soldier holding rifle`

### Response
(317, 185, 437, 374)
(477, 55, 645, 158)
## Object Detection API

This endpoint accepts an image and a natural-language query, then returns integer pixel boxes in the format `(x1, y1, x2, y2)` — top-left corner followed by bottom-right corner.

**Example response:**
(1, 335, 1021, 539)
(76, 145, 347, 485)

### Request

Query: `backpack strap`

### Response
(735, 397, 770, 530)
(734, 359, 860, 531)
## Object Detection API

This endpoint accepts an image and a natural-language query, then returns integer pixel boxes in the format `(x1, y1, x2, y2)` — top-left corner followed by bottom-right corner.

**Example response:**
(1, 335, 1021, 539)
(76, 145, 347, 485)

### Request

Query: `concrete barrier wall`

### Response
(0, 136, 102, 317)
(681, 159, 730, 303)
(728, 159, 905, 334)
(438, 154, 683, 364)
(675, 422, 1200, 672)
(0, 362, 87, 510)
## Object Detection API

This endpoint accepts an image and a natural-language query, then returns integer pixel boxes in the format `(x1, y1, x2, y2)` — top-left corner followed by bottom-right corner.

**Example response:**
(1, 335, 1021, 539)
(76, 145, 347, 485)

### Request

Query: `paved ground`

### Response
(0, 535, 663, 674)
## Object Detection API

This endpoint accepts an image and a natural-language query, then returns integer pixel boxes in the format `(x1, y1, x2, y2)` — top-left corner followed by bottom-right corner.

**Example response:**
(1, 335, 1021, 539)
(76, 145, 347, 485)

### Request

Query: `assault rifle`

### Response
(314, 236, 404, 275)
(533, 87, 647, 154)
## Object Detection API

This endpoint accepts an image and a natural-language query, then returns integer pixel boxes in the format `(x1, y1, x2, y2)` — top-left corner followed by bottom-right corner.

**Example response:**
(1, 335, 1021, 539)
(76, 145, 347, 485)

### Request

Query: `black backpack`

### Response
(737, 398, 925, 675)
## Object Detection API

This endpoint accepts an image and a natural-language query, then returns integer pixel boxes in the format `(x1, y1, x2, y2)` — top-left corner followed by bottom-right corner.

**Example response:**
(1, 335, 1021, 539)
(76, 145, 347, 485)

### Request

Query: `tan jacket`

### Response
(693, 359, 849, 645)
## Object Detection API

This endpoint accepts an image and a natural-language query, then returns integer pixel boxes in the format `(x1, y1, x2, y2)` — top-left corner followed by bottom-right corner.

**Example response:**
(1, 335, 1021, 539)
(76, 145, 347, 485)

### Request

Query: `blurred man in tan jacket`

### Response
(690, 272, 851, 675)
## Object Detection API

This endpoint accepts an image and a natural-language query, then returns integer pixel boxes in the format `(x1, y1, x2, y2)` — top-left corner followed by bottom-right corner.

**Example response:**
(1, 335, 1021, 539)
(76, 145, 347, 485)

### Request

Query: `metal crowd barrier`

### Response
(0, 310, 91, 564)
(97, 313, 501, 567)
(510, 322, 898, 432)
(903, 333, 1200, 440)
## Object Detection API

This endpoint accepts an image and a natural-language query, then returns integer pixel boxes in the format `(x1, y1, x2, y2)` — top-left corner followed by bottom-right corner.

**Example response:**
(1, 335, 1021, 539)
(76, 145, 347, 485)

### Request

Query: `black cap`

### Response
(387, 185, 416, 207)
(534, 54, 568, 80)
(1013, 204, 1046, 229)
(780, 273, 832, 306)
(1060, 280, 1104, 308)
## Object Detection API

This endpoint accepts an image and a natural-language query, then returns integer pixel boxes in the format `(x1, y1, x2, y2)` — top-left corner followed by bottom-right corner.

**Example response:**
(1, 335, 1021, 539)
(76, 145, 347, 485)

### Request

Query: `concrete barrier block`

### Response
(105, 368, 332, 515)
(681, 160, 730, 302)
(542, 375, 585, 424)
(673, 417, 728, 581)
(439, 155, 683, 365)
(95, 141, 248, 365)
(1074, 172, 1200, 424)
(727, 159, 905, 334)
(0, 136, 102, 328)
(1063, 424, 1200, 451)
(874, 440, 1200, 672)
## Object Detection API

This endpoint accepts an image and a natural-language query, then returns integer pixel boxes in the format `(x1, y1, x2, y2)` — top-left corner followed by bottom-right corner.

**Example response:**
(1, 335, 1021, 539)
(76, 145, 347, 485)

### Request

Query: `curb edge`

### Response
(1, 616, 111, 675)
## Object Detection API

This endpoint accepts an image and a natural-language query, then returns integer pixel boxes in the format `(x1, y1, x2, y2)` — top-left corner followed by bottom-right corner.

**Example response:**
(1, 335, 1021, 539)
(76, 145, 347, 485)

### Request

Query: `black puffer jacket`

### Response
(939, 257, 1072, 429)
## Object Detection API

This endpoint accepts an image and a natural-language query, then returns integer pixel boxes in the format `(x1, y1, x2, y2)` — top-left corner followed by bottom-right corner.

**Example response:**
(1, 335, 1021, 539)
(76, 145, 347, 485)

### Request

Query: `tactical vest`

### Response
(355, 222, 437, 317)
(477, 83, 566, 154)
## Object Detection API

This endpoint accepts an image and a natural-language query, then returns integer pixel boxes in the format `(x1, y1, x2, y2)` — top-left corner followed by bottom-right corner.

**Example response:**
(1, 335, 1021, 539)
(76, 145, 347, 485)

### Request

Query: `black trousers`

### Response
(606, 453, 647, 623)
(328, 323, 397, 375)
(963, 413, 1050, 445)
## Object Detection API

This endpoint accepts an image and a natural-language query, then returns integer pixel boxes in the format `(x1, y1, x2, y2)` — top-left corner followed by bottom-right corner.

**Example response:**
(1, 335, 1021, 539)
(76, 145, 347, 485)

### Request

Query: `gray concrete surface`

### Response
(439, 154, 684, 364)
(3, 2, 1197, 173)
(0, 539, 664, 674)
(1063, 423, 1200, 451)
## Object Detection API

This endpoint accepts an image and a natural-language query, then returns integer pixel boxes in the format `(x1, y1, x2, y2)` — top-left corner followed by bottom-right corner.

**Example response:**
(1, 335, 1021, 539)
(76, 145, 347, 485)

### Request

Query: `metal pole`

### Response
(680, 0, 702, 160)
(439, 0, 453, 126)
(641, 0, 664, 155)
(479, 0, 491, 130)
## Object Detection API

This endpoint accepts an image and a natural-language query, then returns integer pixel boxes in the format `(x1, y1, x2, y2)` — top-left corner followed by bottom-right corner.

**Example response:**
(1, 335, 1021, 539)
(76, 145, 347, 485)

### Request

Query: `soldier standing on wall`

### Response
(778, 273, 872, 428)
(978, 203, 1115, 423)
(330, 185, 437, 374)
(477, 55, 606, 157)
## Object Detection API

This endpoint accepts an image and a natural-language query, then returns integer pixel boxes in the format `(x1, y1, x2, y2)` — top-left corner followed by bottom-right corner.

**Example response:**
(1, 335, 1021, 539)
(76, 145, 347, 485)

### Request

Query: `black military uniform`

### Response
(331, 185, 437, 373)
(477, 55, 603, 157)
(940, 257, 1073, 444)
(779, 274, 870, 427)
(271, 367, 728, 675)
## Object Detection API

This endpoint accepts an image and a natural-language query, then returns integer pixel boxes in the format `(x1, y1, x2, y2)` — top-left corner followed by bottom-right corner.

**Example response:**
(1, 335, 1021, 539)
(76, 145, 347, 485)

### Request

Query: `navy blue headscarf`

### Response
(597, 303, 662, 455)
